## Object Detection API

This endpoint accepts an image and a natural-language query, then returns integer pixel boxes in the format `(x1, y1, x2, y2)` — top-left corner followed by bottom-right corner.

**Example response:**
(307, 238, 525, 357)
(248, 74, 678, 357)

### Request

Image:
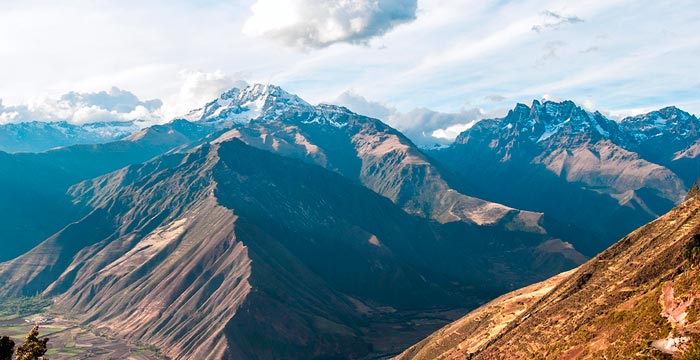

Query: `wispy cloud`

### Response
(531, 10, 584, 33)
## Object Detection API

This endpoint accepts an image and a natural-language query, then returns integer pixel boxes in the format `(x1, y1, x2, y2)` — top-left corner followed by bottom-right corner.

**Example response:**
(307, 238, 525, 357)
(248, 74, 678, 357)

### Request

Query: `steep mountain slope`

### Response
(0, 120, 217, 261)
(398, 196, 700, 359)
(432, 100, 689, 254)
(188, 85, 551, 233)
(0, 120, 145, 153)
(0, 138, 572, 359)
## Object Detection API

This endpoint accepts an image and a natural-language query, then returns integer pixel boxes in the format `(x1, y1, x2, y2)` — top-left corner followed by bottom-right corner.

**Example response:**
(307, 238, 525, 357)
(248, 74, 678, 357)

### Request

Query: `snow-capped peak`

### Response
(460, 99, 623, 147)
(514, 100, 614, 142)
(620, 106, 699, 143)
(183, 83, 311, 124)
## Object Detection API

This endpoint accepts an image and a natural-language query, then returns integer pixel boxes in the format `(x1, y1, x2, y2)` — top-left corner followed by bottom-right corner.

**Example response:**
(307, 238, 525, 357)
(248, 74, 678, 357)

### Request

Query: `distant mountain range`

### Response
(0, 120, 148, 153)
(0, 85, 698, 359)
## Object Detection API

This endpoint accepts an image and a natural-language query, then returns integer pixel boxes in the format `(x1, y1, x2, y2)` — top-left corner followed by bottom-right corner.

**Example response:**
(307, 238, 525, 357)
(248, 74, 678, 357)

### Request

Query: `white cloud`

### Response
(161, 69, 248, 119)
(243, 0, 418, 49)
(334, 90, 396, 119)
(431, 122, 477, 140)
(0, 70, 251, 126)
(333, 90, 486, 146)
(0, 88, 163, 125)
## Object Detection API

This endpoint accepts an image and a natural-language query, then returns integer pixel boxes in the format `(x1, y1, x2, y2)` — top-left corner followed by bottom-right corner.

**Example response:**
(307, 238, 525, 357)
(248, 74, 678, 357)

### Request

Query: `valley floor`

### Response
(0, 313, 164, 359)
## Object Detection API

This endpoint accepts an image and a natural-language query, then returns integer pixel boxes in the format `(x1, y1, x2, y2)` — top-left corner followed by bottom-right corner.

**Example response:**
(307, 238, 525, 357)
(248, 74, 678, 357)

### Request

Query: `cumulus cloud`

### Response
(398, 108, 483, 146)
(162, 69, 248, 119)
(243, 0, 418, 49)
(431, 122, 477, 140)
(61, 87, 162, 113)
(334, 91, 485, 147)
(0, 87, 163, 125)
(531, 10, 583, 33)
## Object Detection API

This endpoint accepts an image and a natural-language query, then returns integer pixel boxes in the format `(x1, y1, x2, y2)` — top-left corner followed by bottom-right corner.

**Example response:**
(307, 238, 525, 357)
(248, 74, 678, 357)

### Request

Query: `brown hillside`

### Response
(398, 197, 700, 359)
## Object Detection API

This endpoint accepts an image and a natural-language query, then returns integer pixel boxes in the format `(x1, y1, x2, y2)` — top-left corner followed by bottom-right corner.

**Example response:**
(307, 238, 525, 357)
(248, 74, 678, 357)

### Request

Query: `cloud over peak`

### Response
(243, 0, 418, 49)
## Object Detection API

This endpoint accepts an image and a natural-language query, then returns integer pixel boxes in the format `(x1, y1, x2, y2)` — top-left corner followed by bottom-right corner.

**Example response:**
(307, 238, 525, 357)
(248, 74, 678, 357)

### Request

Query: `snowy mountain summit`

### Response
(183, 83, 353, 128)
(184, 84, 311, 123)
(620, 106, 700, 143)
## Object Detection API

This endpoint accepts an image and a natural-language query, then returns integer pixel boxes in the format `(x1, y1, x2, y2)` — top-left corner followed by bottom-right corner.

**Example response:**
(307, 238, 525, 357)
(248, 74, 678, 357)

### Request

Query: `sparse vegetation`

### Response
(0, 297, 52, 318)
(683, 234, 700, 267)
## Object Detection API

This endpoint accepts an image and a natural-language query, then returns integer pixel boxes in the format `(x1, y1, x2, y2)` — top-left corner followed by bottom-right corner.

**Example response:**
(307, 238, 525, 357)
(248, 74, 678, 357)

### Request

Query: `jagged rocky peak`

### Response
(528, 99, 620, 142)
(456, 99, 620, 145)
(620, 106, 700, 143)
(184, 83, 312, 123)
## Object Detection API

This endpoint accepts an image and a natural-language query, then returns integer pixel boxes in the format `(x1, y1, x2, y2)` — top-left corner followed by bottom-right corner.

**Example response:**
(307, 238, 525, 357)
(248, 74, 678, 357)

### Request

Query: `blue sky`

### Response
(0, 0, 698, 142)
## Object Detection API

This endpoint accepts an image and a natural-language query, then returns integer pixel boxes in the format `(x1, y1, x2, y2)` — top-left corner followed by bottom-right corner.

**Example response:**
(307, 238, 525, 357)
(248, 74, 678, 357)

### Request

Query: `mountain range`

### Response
(0, 120, 148, 153)
(0, 84, 698, 359)
(430, 100, 697, 253)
